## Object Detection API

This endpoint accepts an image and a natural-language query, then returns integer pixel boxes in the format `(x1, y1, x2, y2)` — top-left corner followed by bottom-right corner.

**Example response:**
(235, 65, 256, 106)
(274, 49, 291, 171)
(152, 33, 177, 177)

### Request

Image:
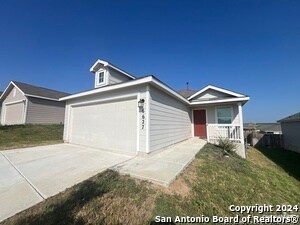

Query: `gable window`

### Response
(217, 107, 232, 124)
(96, 69, 106, 87)
(98, 71, 104, 84)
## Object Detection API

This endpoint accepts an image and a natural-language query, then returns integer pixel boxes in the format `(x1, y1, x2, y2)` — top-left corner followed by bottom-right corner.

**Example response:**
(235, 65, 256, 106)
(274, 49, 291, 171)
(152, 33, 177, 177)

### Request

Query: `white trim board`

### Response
(90, 59, 136, 79)
(60, 76, 190, 104)
(188, 85, 246, 100)
(190, 97, 249, 105)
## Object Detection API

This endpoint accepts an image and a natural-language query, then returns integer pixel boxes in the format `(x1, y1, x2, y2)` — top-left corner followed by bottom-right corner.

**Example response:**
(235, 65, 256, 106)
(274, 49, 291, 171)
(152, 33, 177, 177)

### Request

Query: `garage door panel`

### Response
(70, 98, 137, 152)
(4, 102, 24, 125)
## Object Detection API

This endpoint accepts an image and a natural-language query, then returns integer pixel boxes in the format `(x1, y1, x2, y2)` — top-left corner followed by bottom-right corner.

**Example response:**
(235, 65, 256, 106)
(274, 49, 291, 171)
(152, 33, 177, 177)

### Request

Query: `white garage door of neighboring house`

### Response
(69, 97, 137, 153)
(4, 102, 25, 125)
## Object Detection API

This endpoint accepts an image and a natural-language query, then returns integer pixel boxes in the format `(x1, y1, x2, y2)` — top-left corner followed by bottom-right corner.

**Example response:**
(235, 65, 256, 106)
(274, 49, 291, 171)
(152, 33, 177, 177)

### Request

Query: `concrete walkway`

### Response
(0, 144, 132, 222)
(113, 138, 207, 186)
(0, 138, 206, 221)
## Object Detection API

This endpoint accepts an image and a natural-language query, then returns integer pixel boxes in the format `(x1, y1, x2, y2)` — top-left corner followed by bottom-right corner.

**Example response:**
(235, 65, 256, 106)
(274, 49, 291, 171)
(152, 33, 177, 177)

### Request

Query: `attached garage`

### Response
(68, 97, 137, 153)
(4, 101, 25, 125)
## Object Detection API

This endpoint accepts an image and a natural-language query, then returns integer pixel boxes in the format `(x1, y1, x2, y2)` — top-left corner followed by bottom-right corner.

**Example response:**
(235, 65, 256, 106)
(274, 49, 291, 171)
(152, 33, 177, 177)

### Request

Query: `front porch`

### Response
(186, 85, 249, 158)
(206, 124, 242, 143)
(192, 103, 246, 158)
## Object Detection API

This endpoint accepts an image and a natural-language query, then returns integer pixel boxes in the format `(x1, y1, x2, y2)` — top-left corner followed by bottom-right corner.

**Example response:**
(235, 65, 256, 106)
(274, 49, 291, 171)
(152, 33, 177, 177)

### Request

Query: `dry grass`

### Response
(2, 144, 299, 225)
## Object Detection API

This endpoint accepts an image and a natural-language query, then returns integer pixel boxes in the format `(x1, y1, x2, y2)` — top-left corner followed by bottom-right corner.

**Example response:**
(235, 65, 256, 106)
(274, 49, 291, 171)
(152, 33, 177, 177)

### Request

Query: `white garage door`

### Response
(4, 102, 25, 125)
(69, 97, 137, 153)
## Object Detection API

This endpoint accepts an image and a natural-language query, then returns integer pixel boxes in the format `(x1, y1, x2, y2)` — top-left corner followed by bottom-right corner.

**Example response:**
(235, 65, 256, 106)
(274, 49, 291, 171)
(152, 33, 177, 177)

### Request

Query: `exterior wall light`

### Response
(138, 99, 145, 111)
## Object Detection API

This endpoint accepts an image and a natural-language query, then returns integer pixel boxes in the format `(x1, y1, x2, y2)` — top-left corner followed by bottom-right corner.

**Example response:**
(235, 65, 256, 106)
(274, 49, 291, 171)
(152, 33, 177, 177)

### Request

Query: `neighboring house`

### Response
(0, 81, 69, 125)
(244, 123, 282, 134)
(0, 91, 2, 119)
(60, 59, 250, 158)
(278, 112, 300, 153)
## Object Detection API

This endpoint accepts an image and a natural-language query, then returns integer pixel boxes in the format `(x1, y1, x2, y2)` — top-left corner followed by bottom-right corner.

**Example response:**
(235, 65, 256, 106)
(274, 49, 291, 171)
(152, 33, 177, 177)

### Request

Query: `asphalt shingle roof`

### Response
(13, 81, 70, 100)
(177, 89, 197, 99)
(278, 112, 300, 122)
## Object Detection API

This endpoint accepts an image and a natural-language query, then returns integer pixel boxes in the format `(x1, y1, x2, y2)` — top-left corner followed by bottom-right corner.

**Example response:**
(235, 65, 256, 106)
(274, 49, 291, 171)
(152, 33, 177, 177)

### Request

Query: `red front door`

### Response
(193, 110, 207, 138)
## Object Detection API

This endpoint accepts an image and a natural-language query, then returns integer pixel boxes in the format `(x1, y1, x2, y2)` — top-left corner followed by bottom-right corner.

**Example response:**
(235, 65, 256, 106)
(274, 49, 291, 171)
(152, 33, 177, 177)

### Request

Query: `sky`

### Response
(0, 0, 299, 122)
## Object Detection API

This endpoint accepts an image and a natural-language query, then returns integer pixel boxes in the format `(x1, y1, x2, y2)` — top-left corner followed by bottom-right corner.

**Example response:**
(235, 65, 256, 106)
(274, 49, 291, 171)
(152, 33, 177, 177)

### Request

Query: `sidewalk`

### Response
(112, 138, 207, 186)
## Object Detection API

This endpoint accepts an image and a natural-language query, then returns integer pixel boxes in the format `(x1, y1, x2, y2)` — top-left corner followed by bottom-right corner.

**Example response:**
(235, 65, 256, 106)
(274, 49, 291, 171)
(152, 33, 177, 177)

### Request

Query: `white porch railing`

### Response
(207, 124, 242, 143)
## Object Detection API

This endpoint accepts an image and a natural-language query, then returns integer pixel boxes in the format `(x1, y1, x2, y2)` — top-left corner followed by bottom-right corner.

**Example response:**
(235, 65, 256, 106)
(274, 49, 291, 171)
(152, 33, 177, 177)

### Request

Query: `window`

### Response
(217, 107, 232, 124)
(98, 71, 104, 84)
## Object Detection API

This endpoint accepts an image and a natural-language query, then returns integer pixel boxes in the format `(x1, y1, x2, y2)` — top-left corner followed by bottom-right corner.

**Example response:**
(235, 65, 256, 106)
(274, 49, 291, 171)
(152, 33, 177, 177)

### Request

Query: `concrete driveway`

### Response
(0, 138, 206, 222)
(0, 144, 133, 222)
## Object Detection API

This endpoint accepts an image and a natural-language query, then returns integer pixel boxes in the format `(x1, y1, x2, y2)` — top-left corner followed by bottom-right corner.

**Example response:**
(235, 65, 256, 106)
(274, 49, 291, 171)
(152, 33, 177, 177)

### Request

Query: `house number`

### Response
(141, 114, 145, 130)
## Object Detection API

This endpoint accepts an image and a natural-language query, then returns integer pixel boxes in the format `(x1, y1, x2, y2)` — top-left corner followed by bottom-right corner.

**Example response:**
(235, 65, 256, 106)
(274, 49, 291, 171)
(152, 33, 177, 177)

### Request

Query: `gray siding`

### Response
(3, 87, 25, 104)
(108, 68, 131, 84)
(26, 97, 65, 124)
(193, 89, 231, 101)
(1, 87, 26, 125)
(281, 121, 300, 153)
(149, 86, 192, 152)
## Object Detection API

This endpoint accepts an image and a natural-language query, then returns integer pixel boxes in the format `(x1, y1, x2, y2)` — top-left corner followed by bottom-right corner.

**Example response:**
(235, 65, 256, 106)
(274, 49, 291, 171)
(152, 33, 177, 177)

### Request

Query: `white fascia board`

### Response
(108, 64, 136, 79)
(90, 59, 135, 79)
(188, 85, 244, 100)
(11, 81, 26, 96)
(25, 94, 61, 102)
(60, 76, 190, 104)
(60, 76, 153, 101)
(0, 81, 25, 101)
(190, 97, 250, 105)
(90, 59, 108, 72)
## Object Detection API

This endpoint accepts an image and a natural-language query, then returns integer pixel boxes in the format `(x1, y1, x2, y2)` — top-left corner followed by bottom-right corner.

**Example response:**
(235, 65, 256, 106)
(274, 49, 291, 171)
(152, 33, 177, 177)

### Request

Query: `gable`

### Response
(2, 86, 25, 104)
(192, 89, 233, 101)
(188, 85, 246, 104)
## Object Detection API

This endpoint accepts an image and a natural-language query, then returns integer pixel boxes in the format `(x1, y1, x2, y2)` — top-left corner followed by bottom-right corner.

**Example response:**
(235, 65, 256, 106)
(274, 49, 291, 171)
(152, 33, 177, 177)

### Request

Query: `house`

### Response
(244, 123, 282, 134)
(0, 81, 69, 125)
(0, 91, 2, 119)
(278, 112, 300, 153)
(60, 59, 250, 158)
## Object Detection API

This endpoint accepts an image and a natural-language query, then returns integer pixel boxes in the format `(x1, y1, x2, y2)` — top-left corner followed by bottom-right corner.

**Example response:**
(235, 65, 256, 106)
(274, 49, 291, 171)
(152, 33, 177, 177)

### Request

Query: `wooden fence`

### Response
(245, 132, 283, 148)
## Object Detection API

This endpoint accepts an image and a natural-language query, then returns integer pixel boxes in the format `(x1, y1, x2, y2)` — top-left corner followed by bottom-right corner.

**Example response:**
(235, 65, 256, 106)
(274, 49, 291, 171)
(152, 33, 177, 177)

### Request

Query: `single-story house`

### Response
(60, 59, 250, 158)
(0, 81, 69, 125)
(278, 112, 300, 153)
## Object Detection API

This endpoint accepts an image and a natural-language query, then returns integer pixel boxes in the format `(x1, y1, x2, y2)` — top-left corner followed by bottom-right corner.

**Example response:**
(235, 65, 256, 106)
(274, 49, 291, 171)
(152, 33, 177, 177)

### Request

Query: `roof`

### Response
(278, 112, 300, 123)
(60, 75, 250, 107)
(177, 89, 197, 98)
(60, 75, 190, 104)
(90, 59, 136, 80)
(0, 81, 70, 101)
(244, 123, 282, 132)
(62, 58, 249, 106)
(188, 85, 246, 100)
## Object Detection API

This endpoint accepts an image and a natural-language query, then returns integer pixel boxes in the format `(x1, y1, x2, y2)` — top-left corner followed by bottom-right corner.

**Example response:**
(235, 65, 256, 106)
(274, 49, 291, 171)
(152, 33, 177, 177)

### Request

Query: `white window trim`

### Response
(95, 69, 108, 87)
(215, 106, 233, 125)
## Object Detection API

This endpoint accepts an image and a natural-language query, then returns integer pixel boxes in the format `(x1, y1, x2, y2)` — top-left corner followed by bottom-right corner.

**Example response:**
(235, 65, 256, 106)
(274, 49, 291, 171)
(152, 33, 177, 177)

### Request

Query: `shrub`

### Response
(218, 137, 236, 155)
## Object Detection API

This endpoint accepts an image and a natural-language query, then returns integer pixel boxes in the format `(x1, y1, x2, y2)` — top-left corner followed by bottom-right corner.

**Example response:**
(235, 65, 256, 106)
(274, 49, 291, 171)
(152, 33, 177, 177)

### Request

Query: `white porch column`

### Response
(206, 124, 210, 143)
(238, 102, 244, 144)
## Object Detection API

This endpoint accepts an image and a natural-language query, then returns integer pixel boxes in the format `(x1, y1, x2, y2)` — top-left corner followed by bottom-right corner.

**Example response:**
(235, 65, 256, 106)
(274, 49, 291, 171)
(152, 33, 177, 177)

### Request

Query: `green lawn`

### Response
(0, 124, 64, 150)
(1, 144, 299, 225)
